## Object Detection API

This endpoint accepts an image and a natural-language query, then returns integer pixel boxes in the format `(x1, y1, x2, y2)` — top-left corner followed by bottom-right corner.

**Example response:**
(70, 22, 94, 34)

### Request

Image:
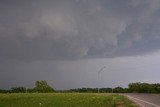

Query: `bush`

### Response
(11, 87, 26, 93)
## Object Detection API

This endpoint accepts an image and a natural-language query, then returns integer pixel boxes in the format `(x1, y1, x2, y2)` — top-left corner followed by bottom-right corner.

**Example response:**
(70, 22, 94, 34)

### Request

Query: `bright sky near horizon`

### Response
(0, 0, 160, 90)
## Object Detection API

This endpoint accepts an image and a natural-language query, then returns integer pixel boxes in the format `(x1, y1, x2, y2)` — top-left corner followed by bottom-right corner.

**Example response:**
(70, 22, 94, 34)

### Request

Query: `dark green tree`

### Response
(34, 80, 55, 93)
(128, 82, 160, 93)
(113, 87, 124, 93)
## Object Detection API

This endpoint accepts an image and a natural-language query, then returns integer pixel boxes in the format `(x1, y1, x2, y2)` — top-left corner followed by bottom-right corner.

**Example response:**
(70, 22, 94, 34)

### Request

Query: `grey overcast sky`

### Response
(0, 0, 160, 90)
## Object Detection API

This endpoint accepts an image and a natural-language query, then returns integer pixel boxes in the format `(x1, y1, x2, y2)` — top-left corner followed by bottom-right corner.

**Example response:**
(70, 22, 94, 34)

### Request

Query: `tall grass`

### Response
(0, 93, 137, 107)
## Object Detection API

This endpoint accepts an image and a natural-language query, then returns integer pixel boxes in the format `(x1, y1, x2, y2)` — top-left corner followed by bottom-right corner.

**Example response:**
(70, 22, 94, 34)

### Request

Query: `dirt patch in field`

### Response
(115, 101, 124, 107)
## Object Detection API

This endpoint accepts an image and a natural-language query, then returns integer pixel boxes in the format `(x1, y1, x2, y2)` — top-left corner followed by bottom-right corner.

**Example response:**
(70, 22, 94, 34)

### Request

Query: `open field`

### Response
(0, 93, 137, 107)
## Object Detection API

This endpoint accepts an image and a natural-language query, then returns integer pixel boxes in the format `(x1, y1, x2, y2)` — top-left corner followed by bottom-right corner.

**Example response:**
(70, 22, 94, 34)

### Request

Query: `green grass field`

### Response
(0, 93, 137, 107)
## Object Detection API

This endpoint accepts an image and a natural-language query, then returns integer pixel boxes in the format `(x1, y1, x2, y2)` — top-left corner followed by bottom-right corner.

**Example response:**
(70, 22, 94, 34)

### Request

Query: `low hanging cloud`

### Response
(0, 0, 160, 61)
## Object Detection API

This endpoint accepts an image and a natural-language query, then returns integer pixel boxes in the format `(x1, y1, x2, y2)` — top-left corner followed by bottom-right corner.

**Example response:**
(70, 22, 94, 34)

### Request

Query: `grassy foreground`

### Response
(0, 93, 137, 107)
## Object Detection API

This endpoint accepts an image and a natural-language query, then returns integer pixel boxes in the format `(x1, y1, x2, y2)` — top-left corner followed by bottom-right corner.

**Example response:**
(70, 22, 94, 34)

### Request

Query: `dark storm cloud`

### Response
(1, 0, 160, 90)
(0, 0, 160, 61)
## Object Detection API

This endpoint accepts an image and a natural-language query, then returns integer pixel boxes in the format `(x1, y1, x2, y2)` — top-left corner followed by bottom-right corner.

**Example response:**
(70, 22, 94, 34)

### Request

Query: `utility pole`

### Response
(26, 87, 27, 93)
(98, 66, 106, 93)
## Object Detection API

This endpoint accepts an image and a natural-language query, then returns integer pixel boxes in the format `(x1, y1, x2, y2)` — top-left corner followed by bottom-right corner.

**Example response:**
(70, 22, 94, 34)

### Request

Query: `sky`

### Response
(0, 0, 160, 90)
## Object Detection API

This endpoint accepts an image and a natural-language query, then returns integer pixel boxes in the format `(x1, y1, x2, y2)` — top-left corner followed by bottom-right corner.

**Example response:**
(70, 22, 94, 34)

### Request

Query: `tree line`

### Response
(67, 82, 160, 93)
(0, 81, 160, 93)
(0, 80, 55, 93)
(128, 82, 160, 93)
